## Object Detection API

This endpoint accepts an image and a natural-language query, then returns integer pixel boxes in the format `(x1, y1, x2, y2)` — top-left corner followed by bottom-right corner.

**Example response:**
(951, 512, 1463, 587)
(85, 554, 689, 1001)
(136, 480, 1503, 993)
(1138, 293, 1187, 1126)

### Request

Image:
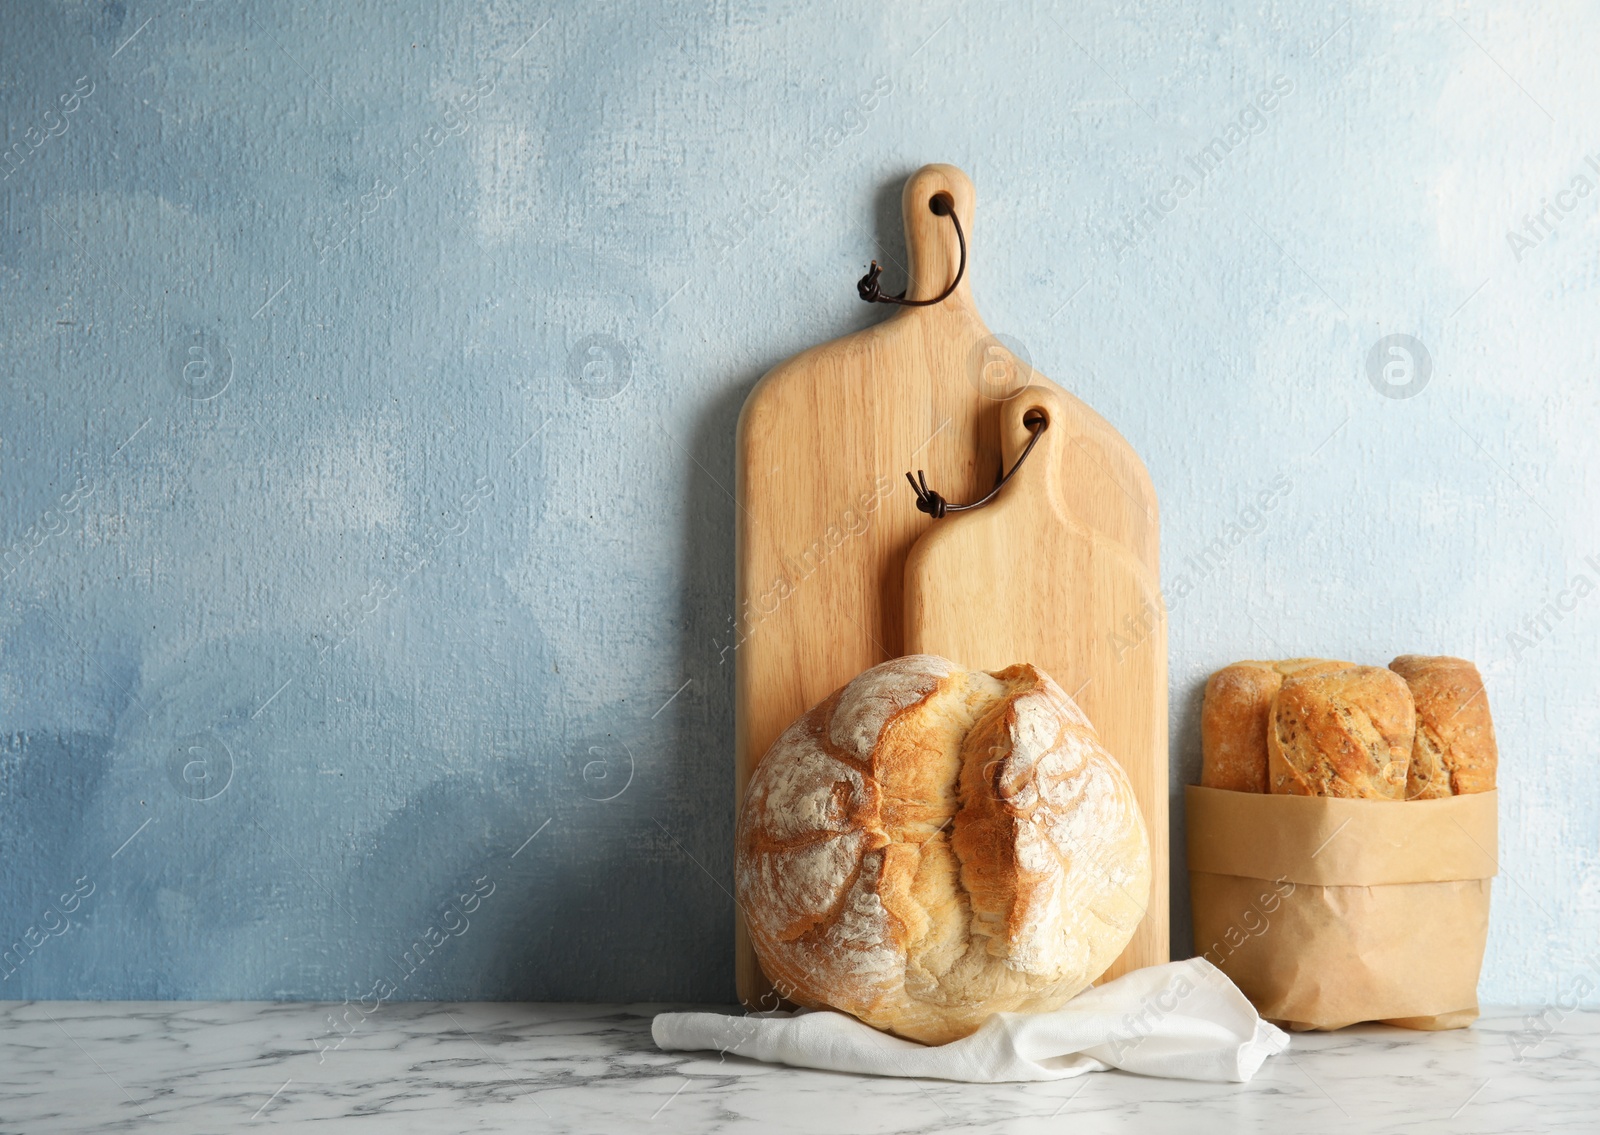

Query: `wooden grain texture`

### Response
(903, 385, 1169, 983)
(734, 164, 1165, 1007)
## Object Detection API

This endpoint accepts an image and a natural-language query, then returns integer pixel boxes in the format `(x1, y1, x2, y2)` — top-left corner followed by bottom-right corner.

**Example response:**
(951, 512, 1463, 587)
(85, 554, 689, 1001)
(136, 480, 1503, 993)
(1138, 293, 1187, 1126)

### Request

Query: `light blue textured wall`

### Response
(2, 1, 1595, 1008)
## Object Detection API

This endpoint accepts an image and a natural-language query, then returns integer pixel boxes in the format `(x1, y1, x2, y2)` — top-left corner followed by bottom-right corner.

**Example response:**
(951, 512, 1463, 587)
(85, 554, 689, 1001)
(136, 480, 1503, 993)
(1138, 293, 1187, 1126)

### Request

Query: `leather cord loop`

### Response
(857, 192, 966, 307)
(906, 409, 1048, 519)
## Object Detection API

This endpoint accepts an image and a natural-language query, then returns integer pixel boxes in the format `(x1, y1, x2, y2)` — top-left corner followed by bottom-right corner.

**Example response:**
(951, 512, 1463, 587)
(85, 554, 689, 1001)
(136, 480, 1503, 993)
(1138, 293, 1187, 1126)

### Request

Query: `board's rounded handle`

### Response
(901, 164, 975, 306)
(999, 384, 1069, 506)
(905, 384, 1060, 520)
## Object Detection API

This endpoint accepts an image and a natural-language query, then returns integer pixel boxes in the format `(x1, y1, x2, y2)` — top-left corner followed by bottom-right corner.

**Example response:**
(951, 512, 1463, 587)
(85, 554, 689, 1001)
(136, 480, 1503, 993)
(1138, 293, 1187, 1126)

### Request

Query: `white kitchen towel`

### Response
(653, 958, 1287, 1083)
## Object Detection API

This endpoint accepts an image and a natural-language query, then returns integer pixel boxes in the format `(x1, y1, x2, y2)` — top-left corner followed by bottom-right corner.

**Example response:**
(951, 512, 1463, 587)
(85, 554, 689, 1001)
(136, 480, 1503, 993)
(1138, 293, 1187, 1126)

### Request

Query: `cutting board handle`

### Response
(997, 384, 1070, 515)
(901, 164, 976, 307)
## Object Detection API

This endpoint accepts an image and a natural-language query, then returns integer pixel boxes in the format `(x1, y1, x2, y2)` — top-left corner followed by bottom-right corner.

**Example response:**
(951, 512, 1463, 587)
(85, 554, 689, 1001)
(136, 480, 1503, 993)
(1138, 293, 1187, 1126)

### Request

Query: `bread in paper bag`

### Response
(1187, 785, 1496, 1030)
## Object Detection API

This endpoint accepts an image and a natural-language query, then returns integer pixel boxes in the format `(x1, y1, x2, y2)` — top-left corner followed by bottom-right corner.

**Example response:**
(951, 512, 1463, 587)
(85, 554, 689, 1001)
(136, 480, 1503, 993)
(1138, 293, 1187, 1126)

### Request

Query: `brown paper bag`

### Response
(1185, 785, 1497, 1031)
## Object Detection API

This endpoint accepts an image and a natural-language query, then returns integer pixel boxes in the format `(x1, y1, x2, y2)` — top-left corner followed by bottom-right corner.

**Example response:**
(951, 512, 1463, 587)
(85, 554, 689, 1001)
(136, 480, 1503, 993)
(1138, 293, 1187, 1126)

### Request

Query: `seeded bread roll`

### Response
(1201, 659, 1355, 792)
(735, 654, 1150, 1045)
(1267, 666, 1415, 799)
(1389, 655, 1497, 798)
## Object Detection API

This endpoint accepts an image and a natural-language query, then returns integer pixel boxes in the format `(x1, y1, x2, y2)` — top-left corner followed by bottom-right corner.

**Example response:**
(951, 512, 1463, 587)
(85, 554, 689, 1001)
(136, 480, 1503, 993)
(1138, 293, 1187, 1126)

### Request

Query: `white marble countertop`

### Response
(1, 1001, 1594, 1133)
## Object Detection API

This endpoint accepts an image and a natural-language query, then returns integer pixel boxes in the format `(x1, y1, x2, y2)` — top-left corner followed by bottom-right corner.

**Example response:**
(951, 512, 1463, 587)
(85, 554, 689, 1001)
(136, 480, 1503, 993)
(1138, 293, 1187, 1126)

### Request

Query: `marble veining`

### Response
(0, 1002, 1594, 1133)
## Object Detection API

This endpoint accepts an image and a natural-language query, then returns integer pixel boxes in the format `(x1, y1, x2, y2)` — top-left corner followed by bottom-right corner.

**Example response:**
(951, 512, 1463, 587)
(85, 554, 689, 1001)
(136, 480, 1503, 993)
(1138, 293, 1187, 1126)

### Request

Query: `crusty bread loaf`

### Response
(1267, 666, 1415, 799)
(1201, 659, 1354, 792)
(734, 654, 1150, 1045)
(1389, 655, 1497, 798)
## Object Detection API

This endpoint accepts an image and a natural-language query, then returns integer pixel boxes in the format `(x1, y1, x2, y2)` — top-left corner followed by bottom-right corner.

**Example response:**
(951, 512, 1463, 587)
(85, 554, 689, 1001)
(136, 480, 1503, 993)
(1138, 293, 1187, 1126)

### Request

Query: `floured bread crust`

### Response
(734, 654, 1150, 1045)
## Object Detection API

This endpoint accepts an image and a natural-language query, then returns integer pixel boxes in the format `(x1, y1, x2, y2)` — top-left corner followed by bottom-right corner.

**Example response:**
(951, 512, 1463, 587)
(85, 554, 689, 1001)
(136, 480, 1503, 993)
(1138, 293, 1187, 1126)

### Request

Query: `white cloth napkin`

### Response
(653, 958, 1288, 1083)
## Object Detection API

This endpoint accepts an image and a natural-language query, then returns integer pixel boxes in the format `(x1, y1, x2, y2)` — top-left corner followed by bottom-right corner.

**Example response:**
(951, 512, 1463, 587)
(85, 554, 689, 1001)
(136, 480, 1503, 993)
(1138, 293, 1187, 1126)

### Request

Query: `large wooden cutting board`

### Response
(903, 385, 1168, 984)
(734, 164, 1165, 1007)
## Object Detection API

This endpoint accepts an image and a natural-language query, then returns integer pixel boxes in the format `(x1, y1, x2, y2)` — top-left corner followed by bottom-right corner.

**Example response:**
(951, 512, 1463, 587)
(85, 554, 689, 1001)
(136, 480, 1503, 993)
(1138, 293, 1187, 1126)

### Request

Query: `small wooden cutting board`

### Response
(734, 164, 1166, 1006)
(903, 385, 1169, 984)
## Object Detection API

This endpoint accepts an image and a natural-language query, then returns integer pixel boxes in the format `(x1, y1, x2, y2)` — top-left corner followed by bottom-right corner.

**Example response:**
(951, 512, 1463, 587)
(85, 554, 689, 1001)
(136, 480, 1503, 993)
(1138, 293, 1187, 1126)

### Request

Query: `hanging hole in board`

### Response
(929, 191, 954, 216)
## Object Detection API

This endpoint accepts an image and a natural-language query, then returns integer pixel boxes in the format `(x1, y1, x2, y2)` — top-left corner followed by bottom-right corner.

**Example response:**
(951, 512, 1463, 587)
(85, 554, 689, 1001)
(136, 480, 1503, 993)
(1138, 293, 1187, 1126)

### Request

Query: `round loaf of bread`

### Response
(734, 654, 1150, 1045)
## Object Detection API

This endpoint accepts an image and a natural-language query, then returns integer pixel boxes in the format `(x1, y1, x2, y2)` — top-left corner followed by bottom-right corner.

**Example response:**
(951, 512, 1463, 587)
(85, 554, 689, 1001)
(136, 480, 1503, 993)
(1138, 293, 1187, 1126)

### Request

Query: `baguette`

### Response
(1389, 655, 1497, 798)
(1267, 666, 1414, 799)
(1201, 658, 1354, 792)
